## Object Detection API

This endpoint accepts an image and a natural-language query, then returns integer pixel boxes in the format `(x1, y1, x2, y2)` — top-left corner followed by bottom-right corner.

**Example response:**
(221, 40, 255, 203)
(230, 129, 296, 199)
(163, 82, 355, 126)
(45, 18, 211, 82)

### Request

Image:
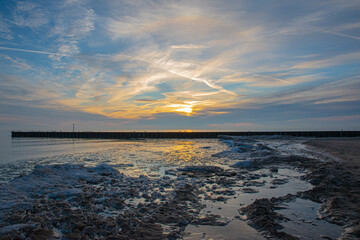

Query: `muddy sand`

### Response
(305, 139, 360, 176)
(239, 138, 360, 239)
(0, 137, 359, 239)
(303, 139, 360, 238)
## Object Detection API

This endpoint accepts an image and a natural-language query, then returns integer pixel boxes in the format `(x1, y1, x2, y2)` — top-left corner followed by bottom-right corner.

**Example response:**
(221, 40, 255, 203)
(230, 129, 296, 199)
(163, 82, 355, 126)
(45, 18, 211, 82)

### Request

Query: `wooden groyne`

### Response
(11, 131, 360, 139)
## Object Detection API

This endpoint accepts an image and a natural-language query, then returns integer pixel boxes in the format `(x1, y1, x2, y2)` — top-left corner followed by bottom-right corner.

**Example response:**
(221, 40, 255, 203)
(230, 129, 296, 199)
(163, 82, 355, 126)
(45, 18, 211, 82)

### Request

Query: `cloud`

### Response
(12, 1, 49, 28)
(50, 61, 241, 119)
(253, 75, 360, 106)
(0, 17, 10, 32)
(314, 98, 359, 104)
(0, 0, 359, 129)
(330, 22, 360, 32)
(134, 99, 158, 102)
(0, 114, 19, 122)
(170, 44, 207, 49)
(311, 115, 360, 121)
(208, 122, 259, 128)
(57, 44, 79, 56)
(66, 9, 95, 38)
(43, 1, 360, 120)
(218, 71, 326, 88)
(0, 113, 51, 126)
(320, 30, 360, 41)
(290, 114, 360, 122)
(277, 11, 326, 36)
(291, 52, 360, 70)
(0, 15, 13, 40)
(144, 52, 237, 95)
(0, 54, 31, 69)
(0, 74, 65, 111)
(106, 1, 231, 41)
(47, 5, 96, 60)
(0, 1, 265, 119)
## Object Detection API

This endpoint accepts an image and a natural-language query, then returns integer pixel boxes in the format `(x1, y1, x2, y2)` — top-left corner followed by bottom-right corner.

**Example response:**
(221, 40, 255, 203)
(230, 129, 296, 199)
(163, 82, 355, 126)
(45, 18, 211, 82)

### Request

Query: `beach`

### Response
(303, 139, 360, 238)
(0, 137, 359, 239)
(305, 139, 360, 175)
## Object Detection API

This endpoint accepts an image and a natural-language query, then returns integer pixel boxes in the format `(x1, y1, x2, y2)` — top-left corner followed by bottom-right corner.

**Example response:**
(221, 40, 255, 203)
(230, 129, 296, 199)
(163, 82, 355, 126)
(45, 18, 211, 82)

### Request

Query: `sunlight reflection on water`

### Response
(0, 138, 231, 182)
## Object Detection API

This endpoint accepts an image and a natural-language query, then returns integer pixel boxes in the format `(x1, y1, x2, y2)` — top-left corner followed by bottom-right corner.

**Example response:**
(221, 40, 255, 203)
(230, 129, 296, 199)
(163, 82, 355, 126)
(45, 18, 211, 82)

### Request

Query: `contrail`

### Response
(321, 30, 360, 41)
(133, 54, 238, 96)
(0, 46, 68, 56)
(253, 73, 294, 85)
(166, 68, 237, 96)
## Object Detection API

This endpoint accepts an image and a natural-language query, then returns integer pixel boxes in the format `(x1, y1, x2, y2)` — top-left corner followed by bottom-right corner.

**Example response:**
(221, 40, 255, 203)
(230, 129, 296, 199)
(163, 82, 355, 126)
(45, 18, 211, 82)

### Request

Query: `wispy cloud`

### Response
(321, 30, 360, 41)
(170, 44, 208, 49)
(253, 75, 360, 106)
(208, 122, 259, 129)
(208, 122, 258, 127)
(290, 114, 360, 122)
(48, 6, 96, 60)
(0, 54, 31, 69)
(12, 1, 49, 28)
(291, 52, 360, 70)
(0, 15, 13, 40)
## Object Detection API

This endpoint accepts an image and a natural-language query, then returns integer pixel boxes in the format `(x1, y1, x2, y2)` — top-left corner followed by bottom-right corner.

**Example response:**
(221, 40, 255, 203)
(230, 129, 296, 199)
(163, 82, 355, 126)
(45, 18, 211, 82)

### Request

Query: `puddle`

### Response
(277, 198, 343, 240)
(184, 167, 314, 239)
(184, 219, 264, 240)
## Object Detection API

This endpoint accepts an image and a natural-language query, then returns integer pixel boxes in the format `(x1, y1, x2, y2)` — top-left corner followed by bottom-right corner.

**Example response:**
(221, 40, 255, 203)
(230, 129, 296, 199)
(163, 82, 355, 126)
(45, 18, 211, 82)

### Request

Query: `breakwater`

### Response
(11, 131, 360, 139)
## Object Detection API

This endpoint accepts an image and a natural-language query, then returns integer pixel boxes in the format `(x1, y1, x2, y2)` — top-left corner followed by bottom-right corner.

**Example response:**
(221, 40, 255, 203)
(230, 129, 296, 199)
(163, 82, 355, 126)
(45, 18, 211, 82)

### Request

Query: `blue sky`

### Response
(0, 0, 359, 132)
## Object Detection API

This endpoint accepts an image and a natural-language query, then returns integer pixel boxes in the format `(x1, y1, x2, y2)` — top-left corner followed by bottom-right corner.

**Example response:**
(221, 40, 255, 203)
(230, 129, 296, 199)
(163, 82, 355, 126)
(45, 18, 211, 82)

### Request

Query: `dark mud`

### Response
(0, 163, 258, 239)
(240, 197, 299, 240)
(0, 165, 205, 239)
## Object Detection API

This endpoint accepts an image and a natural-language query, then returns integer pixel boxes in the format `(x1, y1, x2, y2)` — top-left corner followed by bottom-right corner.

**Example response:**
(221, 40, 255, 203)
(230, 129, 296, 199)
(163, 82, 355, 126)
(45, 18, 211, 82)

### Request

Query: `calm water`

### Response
(0, 136, 230, 183)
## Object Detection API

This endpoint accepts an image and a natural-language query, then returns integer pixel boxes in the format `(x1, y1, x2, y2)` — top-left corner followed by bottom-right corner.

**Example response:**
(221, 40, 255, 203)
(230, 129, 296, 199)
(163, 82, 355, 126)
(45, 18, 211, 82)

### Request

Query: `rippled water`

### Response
(0, 137, 231, 182)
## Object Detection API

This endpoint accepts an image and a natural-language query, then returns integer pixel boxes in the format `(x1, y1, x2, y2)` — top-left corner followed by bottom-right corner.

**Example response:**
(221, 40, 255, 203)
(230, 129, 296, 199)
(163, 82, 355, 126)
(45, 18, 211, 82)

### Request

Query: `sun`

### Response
(175, 106, 193, 114)
(167, 103, 194, 115)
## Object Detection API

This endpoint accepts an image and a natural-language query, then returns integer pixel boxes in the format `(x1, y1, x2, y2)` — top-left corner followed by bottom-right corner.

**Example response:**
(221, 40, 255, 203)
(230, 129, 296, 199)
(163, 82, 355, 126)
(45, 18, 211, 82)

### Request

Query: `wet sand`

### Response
(305, 139, 360, 176)
(237, 138, 360, 239)
(302, 139, 360, 239)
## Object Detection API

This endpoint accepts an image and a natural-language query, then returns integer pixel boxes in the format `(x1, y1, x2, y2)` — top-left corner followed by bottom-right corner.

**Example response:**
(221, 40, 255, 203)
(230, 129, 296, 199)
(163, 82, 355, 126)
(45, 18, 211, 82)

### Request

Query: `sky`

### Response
(0, 0, 360, 132)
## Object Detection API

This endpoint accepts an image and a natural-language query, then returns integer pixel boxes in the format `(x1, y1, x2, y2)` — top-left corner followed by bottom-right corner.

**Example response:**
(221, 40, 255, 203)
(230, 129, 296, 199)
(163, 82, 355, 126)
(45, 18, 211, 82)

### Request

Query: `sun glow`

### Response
(175, 106, 193, 114)
(167, 103, 193, 115)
